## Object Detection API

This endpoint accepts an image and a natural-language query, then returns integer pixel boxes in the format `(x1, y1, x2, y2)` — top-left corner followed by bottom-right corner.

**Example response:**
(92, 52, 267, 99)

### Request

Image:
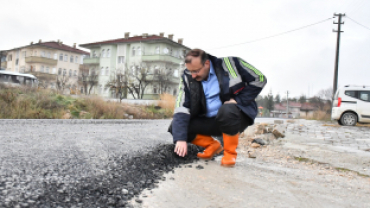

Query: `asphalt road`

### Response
(1, 119, 369, 208)
(0, 119, 185, 208)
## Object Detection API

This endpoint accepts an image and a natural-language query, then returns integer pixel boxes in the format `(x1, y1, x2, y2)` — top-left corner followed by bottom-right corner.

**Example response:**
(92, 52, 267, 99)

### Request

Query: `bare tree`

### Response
(105, 66, 127, 102)
(56, 72, 69, 94)
(126, 63, 154, 99)
(78, 64, 99, 95)
(316, 87, 333, 114)
(317, 87, 333, 102)
(157, 68, 174, 94)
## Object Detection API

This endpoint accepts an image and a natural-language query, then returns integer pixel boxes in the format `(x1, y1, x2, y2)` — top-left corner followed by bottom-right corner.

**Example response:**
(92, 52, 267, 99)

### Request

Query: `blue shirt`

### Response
(202, 61, 222, 117)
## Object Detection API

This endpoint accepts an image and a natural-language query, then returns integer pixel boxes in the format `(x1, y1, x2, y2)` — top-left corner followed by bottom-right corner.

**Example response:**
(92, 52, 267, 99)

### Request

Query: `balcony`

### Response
(1, 61, 7, 68)
(78, 75, 99, 82)
(25, 56, 57, 65)
(83, 57, 100, 65)
(25, 71, 58, 81)
(141, 54, 183, 64)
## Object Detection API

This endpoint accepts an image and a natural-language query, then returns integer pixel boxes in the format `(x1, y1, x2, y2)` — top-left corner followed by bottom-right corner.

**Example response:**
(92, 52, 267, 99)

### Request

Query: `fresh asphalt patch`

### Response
(0, 143, 203, 208)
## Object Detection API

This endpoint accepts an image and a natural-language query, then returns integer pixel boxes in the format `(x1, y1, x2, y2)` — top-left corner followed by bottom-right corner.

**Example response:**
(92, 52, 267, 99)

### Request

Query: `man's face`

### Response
(185, 57, 210, 81)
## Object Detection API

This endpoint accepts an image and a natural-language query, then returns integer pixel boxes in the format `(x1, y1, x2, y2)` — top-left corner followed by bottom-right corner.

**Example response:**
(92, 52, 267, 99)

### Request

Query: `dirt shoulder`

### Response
(134, 120, 370, 208)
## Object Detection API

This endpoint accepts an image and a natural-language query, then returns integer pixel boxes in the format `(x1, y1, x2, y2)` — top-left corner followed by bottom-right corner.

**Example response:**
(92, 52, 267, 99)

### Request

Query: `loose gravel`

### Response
(0, 119, 204, 207)
(0, 143, 201, 207)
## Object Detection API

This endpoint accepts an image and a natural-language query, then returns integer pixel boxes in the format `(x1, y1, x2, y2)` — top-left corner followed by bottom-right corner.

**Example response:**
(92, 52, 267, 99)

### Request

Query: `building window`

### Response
(132, 47, 135, 56)
(15, 59, 19, 65)
(41, 51, 45, 57)
(118, 56, 125, 64)
(69, 69, 72, 77)
(22, 51, 26, 58)
(137, 47, 141, 56)
(107, 49, 110, 57)
(7, 55, 12, 61)
(58, 68, 62, 75)
(63, 69, 66, 75)
(101, 49, 105, 58)
(70, 55, 74, 63)
(169, 48, 173, 56)
(75, 56, 78, 63)
(47, 52, 51, 58)
(64, 54, 68, 62)
(40, 65, 44, 73)
(153, 85, 158, 94)
(54, 53, 57, 60)
(80, 87, 84, 94)
(34, 51, 37, 56)
(155, 46, 160, 54)
(93, 50, 96, 57)
(53, 68, 57, 74)
(105, 67, 109, 76)
(46, 67, 49, 73)
(59, 53, 63, 61)
(74, 70, 77, 76)
(100, 67, 104, 75)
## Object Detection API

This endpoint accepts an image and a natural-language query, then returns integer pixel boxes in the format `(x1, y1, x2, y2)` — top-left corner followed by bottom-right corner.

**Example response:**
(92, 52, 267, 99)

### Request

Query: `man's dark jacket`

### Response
(170, 54, 267, 143)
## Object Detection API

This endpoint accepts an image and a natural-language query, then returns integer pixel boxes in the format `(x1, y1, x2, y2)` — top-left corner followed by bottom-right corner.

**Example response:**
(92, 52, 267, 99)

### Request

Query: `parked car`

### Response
(332, 85, 370, 126)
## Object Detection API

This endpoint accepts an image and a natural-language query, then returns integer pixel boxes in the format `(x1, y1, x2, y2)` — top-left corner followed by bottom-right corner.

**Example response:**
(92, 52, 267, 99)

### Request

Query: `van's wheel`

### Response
(337, 120, 343, 125)
(340, 112, 357, 126)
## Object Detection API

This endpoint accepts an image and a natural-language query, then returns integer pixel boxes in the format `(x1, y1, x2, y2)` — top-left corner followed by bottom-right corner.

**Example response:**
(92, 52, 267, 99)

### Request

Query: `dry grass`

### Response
(306, 110, 331, 121)
(0, 85, 174, 119)
(356, 123, 370, 127)
(159, 93, 176, 112)
(157, 93, 176, 118)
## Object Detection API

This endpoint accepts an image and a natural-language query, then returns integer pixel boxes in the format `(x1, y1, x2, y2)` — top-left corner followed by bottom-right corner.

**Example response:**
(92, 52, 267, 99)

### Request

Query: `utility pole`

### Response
(286, 91, 289, 119)
(332, 13, 345, 98)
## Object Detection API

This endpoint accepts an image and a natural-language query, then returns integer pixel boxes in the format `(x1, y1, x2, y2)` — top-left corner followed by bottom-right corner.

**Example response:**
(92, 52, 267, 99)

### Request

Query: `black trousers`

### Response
(187, 104, 252, 142)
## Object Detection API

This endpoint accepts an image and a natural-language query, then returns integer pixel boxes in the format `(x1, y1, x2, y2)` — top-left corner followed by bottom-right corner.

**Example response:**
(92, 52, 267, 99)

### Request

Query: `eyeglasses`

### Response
(189, 65, 204, 75)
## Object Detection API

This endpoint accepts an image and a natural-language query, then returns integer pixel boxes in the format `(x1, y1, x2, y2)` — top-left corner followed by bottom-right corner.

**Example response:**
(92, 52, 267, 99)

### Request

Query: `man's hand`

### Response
(174, 141, 187, 157)
(224, 98, 237, 104)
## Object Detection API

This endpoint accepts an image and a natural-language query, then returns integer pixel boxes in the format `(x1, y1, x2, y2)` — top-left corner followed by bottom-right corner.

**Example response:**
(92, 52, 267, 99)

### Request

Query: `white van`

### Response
(332, 85, 370, 126)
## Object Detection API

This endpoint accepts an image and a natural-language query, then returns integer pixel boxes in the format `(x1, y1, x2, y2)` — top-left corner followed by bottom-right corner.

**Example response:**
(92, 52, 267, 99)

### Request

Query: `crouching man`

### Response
(169, 49, 266, 167)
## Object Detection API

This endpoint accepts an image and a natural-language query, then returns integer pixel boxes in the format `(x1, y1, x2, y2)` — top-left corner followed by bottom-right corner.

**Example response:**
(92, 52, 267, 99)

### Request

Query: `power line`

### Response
(207, 17, 333, 50)
(347, 16, 370, 31)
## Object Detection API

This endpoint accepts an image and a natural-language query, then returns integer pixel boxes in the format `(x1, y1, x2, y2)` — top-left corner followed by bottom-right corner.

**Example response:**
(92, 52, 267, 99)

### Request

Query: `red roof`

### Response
(274, 102, 317, 111)
(274, 104, 287, 111)
(79, 35, 191, 49)
(36, 42, 90, 55)
(281, 102, 301, 107)
(3, 41, 90, 55)
(300, 102, 316, 110)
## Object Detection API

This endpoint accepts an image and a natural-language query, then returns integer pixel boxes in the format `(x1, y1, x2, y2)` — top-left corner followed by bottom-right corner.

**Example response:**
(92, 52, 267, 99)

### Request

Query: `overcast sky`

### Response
(1, 0, 369, 98)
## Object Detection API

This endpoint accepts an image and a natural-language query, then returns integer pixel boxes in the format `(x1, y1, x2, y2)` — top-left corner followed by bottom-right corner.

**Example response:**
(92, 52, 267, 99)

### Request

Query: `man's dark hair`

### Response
(185, 49, 209, 65)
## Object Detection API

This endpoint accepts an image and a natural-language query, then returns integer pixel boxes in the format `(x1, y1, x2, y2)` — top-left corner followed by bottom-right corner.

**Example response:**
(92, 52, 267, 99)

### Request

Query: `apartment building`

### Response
(1, 40, 89, 94)
(79, 32, 191, 99)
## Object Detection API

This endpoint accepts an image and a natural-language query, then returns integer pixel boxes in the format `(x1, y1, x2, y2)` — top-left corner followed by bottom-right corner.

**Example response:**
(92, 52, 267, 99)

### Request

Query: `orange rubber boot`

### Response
(221, 133, 239, 167)
(191, 134, 223, 159)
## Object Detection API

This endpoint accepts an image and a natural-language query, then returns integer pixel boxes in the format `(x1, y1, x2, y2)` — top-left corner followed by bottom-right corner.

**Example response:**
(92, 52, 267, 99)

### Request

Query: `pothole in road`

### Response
(0, 144, 202, 208)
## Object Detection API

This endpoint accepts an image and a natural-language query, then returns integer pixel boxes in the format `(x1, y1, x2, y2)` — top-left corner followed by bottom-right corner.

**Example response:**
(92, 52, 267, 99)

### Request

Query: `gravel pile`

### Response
(0, 143, 201, 208)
